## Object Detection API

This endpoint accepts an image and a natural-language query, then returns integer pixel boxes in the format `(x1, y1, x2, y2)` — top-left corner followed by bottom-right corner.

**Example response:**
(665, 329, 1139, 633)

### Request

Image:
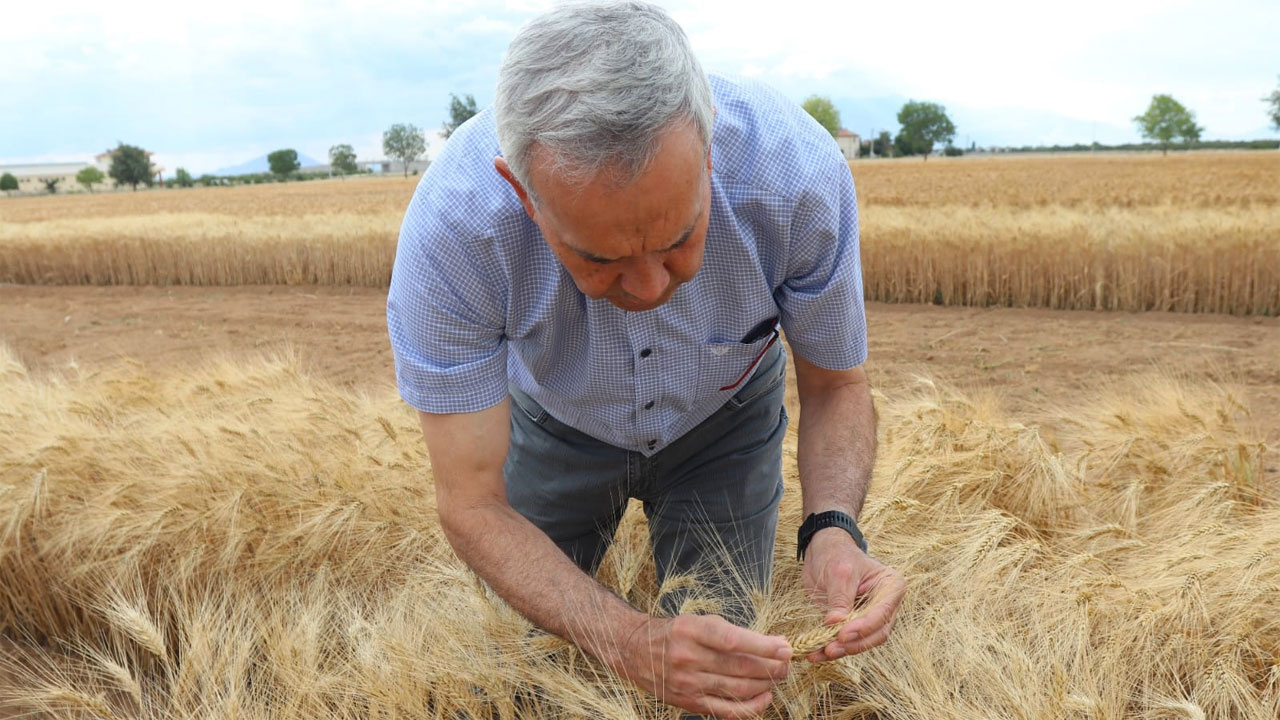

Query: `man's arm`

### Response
(790, 350, 906, 663)
(418, 402, 792, 719)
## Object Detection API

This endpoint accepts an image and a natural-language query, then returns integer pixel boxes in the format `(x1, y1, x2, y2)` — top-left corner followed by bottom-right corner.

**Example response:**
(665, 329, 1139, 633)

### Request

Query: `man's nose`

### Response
(619, 255, 670, 302)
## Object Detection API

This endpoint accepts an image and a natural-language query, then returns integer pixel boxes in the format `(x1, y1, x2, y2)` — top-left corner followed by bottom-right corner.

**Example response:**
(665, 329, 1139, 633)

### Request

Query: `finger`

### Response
(840, 574, 906, 640)
(839, 621, 893, 656)
(802, 642, 845, 663)
(696, 671, 778, 702)
(697, 616, 792, 660)
(693, 690, 773, 720)
(723, 650, 792, 681)
(673, 639, 790, 681)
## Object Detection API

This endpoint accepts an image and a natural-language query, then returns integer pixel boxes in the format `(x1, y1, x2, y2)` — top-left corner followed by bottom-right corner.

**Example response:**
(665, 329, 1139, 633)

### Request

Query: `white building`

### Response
(0, 162, 94, 194)
(0, 149, 161, 194)
(357, 159, 432, 176)
(835, 128, 862, 160)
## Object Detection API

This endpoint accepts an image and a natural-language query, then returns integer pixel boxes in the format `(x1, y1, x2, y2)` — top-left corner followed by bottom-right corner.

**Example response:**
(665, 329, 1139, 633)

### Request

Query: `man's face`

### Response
(496, 122, 711, 312)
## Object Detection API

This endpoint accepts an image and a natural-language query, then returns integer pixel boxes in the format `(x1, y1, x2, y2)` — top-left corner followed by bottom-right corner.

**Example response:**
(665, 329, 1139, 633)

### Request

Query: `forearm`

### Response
(795, 378, 877, 519)
(439, 499, 645, 669)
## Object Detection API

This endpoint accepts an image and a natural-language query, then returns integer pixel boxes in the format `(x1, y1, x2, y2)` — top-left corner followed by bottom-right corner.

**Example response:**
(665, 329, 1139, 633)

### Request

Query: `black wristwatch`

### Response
(797, 510, 868, 560)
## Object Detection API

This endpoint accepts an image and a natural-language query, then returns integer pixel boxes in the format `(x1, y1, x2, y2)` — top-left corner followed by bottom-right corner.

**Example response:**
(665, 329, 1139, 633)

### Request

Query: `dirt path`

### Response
(3, 285, 1277, 465)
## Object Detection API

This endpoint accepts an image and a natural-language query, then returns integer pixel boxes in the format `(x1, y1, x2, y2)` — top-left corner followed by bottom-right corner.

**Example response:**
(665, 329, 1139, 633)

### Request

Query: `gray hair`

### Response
(494, 1, 714, 198)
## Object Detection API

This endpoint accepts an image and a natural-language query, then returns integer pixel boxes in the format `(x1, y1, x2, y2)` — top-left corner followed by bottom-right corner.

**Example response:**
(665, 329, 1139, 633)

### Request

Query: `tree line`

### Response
(7, 83, 1277, 196)
(2, 92, 484, 196)
(801, 77, 1280, 160)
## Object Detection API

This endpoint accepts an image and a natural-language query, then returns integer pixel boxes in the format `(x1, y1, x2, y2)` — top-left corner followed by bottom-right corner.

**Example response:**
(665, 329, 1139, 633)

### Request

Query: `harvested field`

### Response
(1, 343, 1276, 718)
(2, 153, 1278, 314)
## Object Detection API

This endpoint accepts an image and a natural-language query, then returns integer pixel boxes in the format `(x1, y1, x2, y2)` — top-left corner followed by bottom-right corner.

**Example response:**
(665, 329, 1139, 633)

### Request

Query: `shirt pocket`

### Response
(702, 331, 780, 401)
(509, 386, 550, 426)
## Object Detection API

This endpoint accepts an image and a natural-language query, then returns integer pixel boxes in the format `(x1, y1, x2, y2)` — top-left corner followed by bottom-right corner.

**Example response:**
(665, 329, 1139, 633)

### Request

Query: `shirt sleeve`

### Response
(774, 148, 868, 370)
(386, 195, 508, 414)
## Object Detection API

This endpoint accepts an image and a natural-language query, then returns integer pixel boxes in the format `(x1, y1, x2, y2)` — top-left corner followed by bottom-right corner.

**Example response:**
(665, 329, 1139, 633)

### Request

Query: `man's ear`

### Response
(494, 157, 537, 221)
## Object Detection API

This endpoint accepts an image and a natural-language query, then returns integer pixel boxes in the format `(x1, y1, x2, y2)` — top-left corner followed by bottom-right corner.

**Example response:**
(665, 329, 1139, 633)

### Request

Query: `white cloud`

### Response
(3, 0, 1277, 167)
(671, 0, 1278, 137)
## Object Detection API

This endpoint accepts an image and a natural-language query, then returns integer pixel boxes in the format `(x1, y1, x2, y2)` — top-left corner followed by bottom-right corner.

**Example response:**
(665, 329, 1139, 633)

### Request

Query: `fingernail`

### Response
(775, 646, 793, 660)
(830, 646, 846, 659)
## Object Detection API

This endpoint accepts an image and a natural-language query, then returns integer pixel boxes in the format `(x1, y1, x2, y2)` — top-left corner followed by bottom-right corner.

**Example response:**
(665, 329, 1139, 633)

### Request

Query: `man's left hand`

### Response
(800, 526, 906, 663)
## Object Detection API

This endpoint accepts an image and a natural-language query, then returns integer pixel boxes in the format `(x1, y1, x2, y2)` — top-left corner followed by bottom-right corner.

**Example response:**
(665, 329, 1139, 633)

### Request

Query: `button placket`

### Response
(628, 312, 662, 452)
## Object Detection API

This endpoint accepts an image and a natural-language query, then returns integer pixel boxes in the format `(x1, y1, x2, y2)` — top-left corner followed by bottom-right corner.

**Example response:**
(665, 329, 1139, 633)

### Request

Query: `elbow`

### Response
(434, 490, 509, 550)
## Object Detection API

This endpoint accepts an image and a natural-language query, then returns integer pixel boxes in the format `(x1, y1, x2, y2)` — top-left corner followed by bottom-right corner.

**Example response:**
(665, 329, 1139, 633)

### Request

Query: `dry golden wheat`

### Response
(850, 151, 1280, 209)
(787, 604, 875, 657)
(0, 345, 1275, 718)
(2, 152, 1278, 314)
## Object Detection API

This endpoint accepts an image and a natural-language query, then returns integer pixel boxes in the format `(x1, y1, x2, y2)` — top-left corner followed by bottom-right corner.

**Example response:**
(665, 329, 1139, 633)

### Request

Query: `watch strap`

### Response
(796, 510, 868, 560)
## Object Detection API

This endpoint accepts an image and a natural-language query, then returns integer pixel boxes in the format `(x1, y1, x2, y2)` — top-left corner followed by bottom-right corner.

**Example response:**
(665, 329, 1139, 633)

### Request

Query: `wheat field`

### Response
(1, 152, 1277, 314)
(0, 344, 1275, 718)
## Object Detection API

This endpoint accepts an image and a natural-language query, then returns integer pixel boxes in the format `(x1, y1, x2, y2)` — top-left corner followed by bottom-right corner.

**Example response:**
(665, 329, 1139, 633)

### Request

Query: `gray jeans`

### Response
(504, 342, 787, 624)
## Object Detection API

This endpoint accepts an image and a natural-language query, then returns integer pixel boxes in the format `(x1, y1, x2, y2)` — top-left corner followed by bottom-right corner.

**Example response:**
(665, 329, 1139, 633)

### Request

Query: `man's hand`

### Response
(615, 613, 792, 719)
(801, 528, 906, 663)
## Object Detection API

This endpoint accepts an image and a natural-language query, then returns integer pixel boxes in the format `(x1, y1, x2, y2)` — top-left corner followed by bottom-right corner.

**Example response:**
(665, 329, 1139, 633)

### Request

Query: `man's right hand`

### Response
(420, 405, 790, 717)
(615, 613, 792, 719)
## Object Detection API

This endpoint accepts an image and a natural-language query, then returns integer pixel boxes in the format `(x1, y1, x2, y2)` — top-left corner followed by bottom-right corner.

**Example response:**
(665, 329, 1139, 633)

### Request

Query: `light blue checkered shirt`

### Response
(388, 75, 866, 456)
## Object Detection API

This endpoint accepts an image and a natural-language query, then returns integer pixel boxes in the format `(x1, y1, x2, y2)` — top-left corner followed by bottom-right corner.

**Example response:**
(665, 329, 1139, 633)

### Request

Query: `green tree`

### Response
(0, 172, 17, 194)
(442, 94, 479, 139)
(893, 132, 924, 158)
(872, 130, 892, 157)
(383, 123, 426, 178)
(329, 143, 358, 178)
(801, 95, 841, 137)
(267, 149, 300, 180)
(76, 167, 105, 193)
(108, 143, 154, 190)
(174, 168, 194, 188)
(1133, 94, 1202, 155)
(1265, 77, 1280, 131)
(198, 174, 221, 187)
(894, 101, 956, 161)
(42, 178, 61, 194)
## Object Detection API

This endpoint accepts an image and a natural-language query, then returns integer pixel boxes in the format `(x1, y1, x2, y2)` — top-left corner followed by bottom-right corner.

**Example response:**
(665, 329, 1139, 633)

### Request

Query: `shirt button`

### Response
(639, 348, 653, 358)
(644, 401, 655, 410)
(647, 439, 657, 450)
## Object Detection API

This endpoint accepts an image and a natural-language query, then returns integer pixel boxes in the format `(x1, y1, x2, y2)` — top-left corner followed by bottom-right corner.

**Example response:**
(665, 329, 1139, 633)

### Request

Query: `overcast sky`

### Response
(4, 0, 1277, 175)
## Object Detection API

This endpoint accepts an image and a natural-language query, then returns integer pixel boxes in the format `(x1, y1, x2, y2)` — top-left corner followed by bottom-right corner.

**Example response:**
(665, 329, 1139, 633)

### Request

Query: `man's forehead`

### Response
(534, 149, 705, 246)
(552, 186, 703, 260)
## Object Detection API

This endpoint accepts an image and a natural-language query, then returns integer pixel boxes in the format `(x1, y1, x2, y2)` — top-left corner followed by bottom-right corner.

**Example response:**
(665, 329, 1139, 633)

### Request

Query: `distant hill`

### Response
(213, 153, 322, 176)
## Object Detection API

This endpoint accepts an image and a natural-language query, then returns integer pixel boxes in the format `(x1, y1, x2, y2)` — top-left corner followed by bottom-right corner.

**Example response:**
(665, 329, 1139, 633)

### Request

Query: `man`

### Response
(387, 2, 905, 717)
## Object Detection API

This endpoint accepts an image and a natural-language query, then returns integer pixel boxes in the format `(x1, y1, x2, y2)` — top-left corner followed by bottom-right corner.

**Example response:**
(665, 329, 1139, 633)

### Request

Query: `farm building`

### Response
(94, 148, 163, 186)
(0, 162, 92, 194)
(357, 159, 432, 175)
(835, 128, 861, 160)
(0, 148, 161, 194)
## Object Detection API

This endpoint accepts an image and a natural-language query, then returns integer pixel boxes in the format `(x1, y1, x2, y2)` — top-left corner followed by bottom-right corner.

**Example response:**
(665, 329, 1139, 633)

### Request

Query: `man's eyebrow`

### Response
(566, 222, 696, 263)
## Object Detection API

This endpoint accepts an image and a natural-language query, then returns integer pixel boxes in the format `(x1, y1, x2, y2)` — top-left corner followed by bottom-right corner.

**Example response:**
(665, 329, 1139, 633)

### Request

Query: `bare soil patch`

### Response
(2, 284, 1276, 470)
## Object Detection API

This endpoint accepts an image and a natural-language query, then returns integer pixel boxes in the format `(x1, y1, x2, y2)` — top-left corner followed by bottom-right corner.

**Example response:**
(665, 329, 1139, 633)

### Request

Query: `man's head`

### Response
(493, 1, 714, 312)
